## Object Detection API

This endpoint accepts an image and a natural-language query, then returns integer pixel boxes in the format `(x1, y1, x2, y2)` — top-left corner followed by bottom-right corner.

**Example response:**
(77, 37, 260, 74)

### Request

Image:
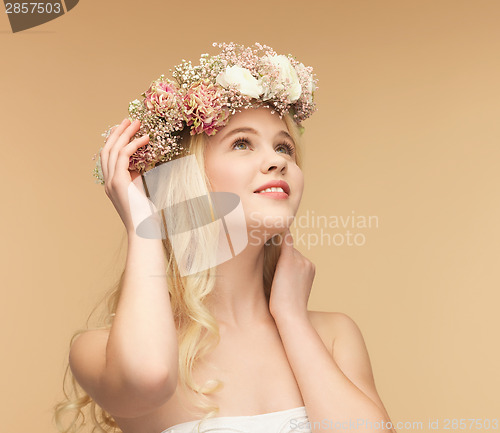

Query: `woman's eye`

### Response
(276, 142, 295, 156)
(232, 138, 249, 150)
(231, 138, 295, 156)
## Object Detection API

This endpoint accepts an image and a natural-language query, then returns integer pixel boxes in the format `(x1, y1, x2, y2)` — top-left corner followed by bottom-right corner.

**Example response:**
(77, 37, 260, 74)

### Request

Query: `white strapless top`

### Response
(159, 406, 312, 433)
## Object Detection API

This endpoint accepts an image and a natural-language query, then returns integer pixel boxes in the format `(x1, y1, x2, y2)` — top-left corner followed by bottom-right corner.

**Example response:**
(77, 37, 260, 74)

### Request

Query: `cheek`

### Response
(205, 159, 244, 193)
(292, 167, 305, 197)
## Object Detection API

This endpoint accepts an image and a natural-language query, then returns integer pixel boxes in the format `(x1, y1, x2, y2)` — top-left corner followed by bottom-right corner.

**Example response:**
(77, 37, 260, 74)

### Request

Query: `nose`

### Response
(260, 148, 288, 174)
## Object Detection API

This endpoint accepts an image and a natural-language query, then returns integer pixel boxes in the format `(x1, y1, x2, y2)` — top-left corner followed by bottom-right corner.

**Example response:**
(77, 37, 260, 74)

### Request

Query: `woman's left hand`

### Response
(269, 228, 316, 322)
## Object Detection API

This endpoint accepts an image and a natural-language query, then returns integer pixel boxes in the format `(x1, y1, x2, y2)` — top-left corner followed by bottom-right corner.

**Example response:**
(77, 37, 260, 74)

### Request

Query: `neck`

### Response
(205, 241, 274, 330)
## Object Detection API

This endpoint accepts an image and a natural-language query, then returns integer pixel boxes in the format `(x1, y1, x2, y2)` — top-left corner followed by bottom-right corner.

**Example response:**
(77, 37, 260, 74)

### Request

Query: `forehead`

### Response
(217, 106, 288, 134)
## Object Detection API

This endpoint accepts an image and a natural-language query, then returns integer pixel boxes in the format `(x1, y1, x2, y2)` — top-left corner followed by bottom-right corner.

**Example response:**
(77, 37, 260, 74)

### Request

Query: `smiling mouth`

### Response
(255, 187, 286, 194)
(254, 187, 289, 199)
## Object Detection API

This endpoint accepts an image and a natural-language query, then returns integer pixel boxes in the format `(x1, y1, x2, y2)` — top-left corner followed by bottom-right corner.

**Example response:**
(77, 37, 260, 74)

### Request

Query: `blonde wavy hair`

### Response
(53, 112, 304, 432)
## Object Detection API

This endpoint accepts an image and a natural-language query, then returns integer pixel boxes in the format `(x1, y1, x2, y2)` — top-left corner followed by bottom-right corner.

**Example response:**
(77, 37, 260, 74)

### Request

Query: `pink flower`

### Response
(183, 80, 230, 135)
(143, 78, 181, 116)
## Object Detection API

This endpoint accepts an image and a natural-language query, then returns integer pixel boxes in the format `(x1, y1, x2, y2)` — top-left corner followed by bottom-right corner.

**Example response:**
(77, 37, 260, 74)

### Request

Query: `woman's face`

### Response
(204, 106, 304, 244)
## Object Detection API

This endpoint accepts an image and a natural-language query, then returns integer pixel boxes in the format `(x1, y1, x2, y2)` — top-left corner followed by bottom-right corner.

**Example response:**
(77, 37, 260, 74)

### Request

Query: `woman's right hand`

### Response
(99, 118, 152, 234)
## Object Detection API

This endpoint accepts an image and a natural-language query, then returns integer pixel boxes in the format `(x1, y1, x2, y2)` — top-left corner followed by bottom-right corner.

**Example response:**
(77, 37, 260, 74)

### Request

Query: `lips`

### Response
(254, 180, 290, 195)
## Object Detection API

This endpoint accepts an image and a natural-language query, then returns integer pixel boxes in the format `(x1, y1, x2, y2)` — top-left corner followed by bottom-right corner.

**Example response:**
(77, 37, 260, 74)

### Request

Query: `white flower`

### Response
(295, 62, 315, 104)
(264, 55, 302, 102)
(216, 65, 263, 99)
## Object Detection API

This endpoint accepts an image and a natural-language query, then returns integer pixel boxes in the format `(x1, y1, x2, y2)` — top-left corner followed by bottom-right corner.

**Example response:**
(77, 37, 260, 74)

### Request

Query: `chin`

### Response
(246, 227, 287, 248)
(246, 208, 295, 227)
(245, 210, 294, 246)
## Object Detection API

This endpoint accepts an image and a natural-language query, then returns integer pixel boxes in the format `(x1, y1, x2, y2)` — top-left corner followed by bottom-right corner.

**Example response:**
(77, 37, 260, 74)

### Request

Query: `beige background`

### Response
(1, 0, 499, 432)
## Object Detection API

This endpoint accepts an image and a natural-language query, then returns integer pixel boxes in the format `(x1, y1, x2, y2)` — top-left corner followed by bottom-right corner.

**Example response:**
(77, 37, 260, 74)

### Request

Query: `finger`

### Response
(107, 119, 142, 181)
(108, 120, 143, 179)
(102, 118, 130, 155)
(115, 134, 150, 180)
(100, 118, 130, 180)
(104, 118, 130, 148)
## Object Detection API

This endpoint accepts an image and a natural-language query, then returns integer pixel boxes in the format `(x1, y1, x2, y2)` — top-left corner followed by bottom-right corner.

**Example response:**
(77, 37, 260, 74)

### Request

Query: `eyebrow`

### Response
(221, 127, 294, 143)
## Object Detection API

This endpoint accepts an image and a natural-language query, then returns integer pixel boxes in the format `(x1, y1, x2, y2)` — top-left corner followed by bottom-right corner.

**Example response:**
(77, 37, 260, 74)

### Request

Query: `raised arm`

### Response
(69, 119, 179, 418)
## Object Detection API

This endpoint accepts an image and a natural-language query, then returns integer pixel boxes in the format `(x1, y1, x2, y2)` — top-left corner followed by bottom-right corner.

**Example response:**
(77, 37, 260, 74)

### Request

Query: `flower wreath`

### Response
(93, 42, 318, 184)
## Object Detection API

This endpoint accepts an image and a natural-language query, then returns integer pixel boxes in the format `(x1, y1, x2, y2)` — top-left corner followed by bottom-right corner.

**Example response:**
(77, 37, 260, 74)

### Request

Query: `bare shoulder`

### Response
(72, 327, 110, 342)
(308, 310, 393, 420)
(70, 328, 110, 359)
(69, 329, 110, 389)
(69, 327, 174, 418)
(307, 309, 347, 348)
(70, 328, 109, 355)
(307, 310, 372, 374)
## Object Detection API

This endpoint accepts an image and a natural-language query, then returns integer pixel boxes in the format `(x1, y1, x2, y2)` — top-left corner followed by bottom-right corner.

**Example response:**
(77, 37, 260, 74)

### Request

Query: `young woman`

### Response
(55, 43, 396, 433)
